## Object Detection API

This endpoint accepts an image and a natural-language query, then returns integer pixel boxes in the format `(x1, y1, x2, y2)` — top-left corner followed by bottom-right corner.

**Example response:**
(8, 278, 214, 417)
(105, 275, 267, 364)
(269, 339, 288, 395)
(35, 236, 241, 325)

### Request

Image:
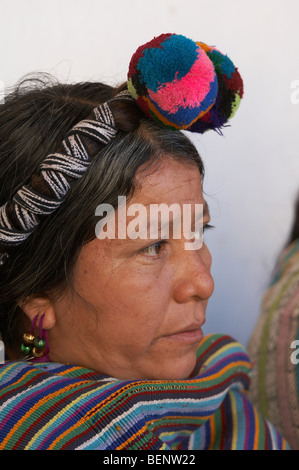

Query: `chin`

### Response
(146, 353, 197, 381)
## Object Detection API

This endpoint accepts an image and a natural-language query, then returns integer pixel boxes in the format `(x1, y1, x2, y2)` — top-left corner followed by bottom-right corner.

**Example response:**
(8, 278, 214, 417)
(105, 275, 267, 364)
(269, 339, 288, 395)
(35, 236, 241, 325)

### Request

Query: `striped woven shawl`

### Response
(248, 239, 299, 449)
(0, 333, 289, 450)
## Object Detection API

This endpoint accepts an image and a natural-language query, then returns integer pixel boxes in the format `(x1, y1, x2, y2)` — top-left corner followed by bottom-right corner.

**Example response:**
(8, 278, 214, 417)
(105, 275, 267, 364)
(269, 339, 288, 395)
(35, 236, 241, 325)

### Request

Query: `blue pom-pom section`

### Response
(209, 49, 235, 79)
(136, 35, 198, 93)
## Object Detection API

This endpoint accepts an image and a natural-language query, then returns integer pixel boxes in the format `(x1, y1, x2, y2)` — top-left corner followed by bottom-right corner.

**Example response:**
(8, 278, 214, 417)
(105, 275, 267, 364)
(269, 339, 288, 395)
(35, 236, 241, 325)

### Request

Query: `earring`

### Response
(21, 314, 50, 362)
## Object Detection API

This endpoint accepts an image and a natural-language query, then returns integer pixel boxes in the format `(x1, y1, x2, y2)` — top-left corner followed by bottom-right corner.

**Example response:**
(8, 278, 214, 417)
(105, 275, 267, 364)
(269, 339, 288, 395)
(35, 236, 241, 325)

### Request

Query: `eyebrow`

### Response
(140, 200, 211, 239)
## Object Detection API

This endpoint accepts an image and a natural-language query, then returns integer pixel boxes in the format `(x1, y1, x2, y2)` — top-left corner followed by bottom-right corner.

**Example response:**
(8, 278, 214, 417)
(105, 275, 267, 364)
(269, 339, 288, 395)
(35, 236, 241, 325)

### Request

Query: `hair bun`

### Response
(127, 33, 243, 133)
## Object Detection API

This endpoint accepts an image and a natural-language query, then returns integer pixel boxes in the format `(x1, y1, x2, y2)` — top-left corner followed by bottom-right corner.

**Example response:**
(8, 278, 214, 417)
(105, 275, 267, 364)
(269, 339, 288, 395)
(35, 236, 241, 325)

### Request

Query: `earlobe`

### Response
(18, 295, 56, 330)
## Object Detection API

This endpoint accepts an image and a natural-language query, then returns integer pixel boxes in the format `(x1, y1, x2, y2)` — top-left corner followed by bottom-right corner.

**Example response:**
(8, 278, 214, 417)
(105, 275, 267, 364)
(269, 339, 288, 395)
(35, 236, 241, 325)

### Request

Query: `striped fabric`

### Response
(248, 239, 299, 449)
(0, 333, 289, 450)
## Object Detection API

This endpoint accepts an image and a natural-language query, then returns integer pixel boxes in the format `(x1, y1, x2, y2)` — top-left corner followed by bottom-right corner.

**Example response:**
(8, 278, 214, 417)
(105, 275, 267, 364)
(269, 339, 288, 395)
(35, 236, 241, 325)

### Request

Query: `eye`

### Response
(141, 240, 167, 257)
(203, 223, 214, 233)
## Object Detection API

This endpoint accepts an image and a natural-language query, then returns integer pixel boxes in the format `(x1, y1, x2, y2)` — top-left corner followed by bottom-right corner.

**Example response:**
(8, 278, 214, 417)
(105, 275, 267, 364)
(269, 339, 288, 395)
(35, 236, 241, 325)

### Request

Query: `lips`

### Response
(162, 324, 204, 344)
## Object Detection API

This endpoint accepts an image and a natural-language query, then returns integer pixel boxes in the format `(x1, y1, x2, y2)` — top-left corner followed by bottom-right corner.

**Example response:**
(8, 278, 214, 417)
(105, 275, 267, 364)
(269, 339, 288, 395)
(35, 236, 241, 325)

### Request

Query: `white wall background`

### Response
(0, 0, 298, 347)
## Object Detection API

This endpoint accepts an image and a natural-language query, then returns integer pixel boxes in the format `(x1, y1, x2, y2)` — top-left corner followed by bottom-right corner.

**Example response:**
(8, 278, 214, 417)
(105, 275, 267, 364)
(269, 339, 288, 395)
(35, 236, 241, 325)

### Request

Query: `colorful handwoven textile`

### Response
(248, 239, 299, 450)
(0, 333, 289, 450)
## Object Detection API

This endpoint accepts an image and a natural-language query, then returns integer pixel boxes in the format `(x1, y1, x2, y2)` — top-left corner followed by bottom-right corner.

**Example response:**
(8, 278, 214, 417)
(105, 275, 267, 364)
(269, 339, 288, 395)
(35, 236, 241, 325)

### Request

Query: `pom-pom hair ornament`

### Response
(127, 33, 244, 133)
(0, 33, 244, 267)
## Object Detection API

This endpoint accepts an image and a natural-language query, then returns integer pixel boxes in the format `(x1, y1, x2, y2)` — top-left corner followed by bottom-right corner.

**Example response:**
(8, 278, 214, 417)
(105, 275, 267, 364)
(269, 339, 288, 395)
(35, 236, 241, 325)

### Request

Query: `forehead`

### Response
(132, 158, 203, 206)
(87, 158, 208, 256)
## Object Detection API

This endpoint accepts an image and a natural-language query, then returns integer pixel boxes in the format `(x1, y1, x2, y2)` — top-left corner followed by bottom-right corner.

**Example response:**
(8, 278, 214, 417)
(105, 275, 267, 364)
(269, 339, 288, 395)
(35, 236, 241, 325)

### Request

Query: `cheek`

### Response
(75, 256, 172, 326)
(72, 241, 175, 346)
(108, 278, 174, 351)
(108, 267, 172, 320)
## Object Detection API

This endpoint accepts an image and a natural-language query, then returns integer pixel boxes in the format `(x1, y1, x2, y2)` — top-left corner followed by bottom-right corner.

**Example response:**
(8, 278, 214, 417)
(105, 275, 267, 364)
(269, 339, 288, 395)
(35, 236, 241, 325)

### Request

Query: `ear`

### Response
(18, 295, 56, 330)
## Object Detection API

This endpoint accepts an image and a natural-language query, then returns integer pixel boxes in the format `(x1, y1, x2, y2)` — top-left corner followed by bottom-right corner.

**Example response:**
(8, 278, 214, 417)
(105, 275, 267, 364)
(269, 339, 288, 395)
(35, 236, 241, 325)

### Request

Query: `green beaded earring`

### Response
(21, 314, 49, 361)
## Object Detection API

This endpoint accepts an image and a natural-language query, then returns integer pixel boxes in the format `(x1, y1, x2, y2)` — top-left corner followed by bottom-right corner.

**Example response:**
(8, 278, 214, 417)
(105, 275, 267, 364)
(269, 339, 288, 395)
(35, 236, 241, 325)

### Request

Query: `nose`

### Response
(172, 244, 214, 303)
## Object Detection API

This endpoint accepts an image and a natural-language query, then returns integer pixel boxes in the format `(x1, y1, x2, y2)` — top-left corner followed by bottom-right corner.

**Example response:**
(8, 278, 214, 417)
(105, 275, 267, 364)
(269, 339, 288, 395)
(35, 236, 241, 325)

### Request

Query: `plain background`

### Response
(0, 0, 298, 347)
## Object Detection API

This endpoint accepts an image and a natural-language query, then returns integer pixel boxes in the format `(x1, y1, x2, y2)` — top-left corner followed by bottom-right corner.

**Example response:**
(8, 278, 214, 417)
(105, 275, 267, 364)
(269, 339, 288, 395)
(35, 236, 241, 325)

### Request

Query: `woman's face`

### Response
(50, 158, 214, 380)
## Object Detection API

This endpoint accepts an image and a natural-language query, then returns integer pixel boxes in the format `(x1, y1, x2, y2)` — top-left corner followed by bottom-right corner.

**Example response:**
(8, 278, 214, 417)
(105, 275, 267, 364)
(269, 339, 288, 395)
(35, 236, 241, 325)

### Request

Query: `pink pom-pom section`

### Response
(147, 46, 216, 114)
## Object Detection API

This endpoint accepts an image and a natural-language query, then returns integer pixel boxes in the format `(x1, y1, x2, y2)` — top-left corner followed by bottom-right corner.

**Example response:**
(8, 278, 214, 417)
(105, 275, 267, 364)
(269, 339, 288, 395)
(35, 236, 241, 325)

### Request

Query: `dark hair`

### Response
(0, 74, 204, 353)
(289, 194, 299, 244)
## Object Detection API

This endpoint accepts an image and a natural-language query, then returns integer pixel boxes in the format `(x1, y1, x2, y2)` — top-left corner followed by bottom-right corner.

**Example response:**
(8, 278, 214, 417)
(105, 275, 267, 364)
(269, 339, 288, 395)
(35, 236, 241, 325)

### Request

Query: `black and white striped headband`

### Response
(0, 91, 134, 266)
(0, 33, 243, 267)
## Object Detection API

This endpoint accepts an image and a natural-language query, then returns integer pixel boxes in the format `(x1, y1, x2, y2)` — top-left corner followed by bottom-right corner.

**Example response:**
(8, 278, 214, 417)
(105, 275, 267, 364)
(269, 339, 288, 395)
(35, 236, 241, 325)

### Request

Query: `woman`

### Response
(248, 196, 299, 449)
(0, 33, 289, 450)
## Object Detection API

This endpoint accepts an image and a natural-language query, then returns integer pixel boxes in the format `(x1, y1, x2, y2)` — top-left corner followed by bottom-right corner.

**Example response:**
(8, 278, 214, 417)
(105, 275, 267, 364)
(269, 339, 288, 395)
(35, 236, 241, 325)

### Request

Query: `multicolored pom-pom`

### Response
(127, 33, 243, 133)
(188, 42, 244, 133)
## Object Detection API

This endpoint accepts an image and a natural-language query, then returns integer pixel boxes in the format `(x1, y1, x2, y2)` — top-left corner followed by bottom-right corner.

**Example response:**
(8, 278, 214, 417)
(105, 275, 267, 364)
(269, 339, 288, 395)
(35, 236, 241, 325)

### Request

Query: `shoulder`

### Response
(0, 334, 253, 450)
(193, 333, 252, 380)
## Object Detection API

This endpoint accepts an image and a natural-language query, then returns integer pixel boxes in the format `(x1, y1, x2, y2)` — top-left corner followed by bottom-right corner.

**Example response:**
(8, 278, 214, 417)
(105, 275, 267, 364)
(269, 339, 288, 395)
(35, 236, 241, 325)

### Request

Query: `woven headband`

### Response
(0, 33, 243, 266)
